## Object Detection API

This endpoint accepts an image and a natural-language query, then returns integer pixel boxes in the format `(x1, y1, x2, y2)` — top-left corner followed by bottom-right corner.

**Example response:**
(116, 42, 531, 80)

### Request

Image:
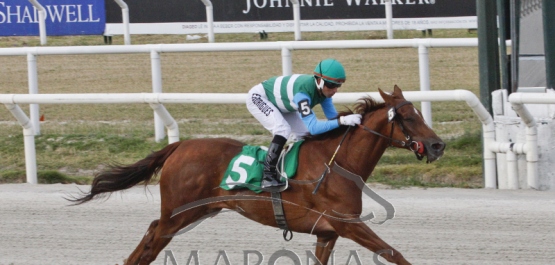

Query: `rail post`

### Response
(27, 53, 40, 135)
(281, 47, 292, 76)
(418, 44, 432, 127)
(150, 50, 165, 142)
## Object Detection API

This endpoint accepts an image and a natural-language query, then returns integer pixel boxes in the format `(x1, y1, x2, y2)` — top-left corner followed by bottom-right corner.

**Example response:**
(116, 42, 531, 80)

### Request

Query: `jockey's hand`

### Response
(339, 114, 362, 126)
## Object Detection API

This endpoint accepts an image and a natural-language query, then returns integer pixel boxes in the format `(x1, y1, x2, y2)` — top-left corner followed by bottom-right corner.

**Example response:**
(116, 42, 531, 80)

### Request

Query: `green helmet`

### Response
(313, 59, 346, 84)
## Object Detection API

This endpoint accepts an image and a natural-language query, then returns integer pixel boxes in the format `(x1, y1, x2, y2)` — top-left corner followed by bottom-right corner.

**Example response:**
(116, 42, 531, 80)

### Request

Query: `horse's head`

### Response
(374, 85, 445, 163)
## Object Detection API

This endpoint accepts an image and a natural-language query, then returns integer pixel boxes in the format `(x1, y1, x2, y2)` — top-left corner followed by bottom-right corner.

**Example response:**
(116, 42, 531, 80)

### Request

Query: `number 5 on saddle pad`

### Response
(220, 141, 303, 193)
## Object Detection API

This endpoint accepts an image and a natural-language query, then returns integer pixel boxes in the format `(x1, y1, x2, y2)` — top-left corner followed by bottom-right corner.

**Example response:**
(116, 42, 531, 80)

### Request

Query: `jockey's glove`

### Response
(339, 114, 362, 126)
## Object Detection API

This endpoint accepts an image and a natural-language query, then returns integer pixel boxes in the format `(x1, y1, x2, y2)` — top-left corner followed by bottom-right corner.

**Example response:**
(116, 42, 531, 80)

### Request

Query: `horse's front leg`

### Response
(313, 233, 339, 265)
(330, 220, 411, 265)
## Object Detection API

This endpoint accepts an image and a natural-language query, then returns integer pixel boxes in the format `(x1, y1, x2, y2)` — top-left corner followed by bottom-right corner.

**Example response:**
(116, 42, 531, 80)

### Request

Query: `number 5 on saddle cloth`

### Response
(220, 141, 303, 193)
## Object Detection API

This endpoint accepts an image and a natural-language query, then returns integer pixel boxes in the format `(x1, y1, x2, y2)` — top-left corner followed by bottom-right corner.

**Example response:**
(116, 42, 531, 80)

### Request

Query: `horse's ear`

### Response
(392, 85, 405, 99)
(378, 88, 392, 104)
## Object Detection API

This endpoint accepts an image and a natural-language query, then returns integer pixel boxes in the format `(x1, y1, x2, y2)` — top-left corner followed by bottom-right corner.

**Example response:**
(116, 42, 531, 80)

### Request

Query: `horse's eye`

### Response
(403, 117, 415, 123)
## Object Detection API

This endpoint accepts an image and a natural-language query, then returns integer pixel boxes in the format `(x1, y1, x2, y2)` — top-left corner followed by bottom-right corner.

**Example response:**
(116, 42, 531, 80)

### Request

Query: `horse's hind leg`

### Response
(126, 219, 160, 264)
(124, 207, 216, 265)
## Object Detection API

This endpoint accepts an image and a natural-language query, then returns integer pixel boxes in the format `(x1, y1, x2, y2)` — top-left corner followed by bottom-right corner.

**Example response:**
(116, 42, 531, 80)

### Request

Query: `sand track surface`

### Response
(0, 184, 554, 265)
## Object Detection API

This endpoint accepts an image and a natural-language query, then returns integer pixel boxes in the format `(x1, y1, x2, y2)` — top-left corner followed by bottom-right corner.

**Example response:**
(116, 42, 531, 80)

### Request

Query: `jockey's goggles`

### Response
(324, 81, 342, 89)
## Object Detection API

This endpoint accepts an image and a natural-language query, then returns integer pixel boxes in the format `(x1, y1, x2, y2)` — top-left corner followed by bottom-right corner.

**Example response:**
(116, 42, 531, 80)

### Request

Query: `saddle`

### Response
(219, 140, 302, 241)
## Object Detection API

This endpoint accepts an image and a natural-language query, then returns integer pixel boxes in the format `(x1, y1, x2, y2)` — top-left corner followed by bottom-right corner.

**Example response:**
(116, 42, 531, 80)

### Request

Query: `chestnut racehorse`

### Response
(70, 85, 445, 265)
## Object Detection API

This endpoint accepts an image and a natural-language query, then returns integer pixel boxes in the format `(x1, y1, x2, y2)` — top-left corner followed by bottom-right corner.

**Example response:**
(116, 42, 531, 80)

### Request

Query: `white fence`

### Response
(505, 92, 555, 190)
(4, 90, 549, 189)
(4, 38, 542, 189)
(0, 38, 479, 141)
(0, 90, 492, 186)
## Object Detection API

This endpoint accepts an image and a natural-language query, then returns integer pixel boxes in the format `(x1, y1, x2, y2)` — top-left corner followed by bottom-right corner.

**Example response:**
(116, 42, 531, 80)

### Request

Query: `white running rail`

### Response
(0, 38, 480, 141)
(0, 90, 492, 186)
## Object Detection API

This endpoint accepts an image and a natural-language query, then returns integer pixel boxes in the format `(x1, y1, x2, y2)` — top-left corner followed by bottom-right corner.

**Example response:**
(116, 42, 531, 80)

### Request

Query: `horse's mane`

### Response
(303, 96, 385, 141)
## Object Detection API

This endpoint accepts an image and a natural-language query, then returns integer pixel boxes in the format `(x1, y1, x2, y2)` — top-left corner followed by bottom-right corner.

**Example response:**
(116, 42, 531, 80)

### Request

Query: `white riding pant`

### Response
(246, 84, 308, 140)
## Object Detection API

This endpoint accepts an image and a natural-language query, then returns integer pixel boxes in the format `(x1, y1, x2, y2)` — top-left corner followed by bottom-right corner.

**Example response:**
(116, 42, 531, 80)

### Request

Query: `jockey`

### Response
(246, 58, 362, 191)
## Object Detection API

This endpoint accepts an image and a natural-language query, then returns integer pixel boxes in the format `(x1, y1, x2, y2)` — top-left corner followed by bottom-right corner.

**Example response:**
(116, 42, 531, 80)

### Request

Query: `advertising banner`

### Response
(0, 0, 105, 36)
(104, 0, 476, 35)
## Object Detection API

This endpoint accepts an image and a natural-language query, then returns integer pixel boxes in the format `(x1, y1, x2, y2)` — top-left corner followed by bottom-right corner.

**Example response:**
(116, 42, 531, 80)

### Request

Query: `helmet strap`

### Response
(317, 61, 325, 93)
(315, 77, 324, 94)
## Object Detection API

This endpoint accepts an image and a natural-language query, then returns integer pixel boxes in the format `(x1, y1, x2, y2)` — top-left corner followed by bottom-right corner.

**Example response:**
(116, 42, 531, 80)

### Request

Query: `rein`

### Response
(357, 124, 408, 147)
(312, 126, 351, 194)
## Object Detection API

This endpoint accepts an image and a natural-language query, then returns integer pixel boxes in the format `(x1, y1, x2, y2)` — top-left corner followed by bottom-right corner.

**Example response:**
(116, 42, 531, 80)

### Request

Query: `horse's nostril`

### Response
(432, 142, 446, 151)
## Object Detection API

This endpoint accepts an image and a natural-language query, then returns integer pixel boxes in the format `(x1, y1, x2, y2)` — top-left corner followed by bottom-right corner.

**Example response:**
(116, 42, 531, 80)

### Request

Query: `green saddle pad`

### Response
(219, 140, 303, 193)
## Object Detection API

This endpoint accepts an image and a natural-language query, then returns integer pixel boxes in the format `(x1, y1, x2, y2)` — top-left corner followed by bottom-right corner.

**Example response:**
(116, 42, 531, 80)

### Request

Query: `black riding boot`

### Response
(261, 135, 287, 192)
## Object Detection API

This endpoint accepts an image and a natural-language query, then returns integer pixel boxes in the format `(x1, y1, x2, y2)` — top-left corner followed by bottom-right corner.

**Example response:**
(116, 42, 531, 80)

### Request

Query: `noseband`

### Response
(357, 101, 425, 160)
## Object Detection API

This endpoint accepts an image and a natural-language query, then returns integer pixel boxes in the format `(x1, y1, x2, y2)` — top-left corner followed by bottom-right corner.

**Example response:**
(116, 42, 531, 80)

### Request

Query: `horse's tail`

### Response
(67, 141, 182, 205)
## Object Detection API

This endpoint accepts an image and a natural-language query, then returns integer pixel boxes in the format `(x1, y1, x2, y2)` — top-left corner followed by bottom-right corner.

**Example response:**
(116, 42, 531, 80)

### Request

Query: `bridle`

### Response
(356, 101, 425, 160)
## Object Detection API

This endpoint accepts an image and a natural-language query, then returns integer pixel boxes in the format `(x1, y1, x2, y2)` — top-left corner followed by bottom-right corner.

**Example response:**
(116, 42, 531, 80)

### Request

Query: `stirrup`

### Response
(261, 177, 288, 192)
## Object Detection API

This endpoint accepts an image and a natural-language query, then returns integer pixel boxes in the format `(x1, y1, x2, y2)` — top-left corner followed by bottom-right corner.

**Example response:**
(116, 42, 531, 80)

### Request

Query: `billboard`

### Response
(104, 0, 476, 35)
(0, 0, 105, 36)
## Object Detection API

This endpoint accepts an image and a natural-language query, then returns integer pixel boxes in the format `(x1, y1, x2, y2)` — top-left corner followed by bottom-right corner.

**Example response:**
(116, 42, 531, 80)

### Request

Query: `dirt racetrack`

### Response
(0, 184, 553, 265)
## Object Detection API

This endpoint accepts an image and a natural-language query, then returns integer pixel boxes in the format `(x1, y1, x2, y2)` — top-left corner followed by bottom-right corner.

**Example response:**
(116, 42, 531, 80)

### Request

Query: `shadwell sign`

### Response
(0, 0, 105, 36)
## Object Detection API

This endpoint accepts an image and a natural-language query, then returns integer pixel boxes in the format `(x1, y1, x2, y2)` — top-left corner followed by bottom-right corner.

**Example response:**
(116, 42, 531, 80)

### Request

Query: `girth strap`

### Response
(270, 191, 293, 241)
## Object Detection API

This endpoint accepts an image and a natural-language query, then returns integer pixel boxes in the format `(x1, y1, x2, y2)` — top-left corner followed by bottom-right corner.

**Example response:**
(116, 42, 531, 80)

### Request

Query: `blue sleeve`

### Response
(320, 98, 338, 119)
(293, 93, 340, 135)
